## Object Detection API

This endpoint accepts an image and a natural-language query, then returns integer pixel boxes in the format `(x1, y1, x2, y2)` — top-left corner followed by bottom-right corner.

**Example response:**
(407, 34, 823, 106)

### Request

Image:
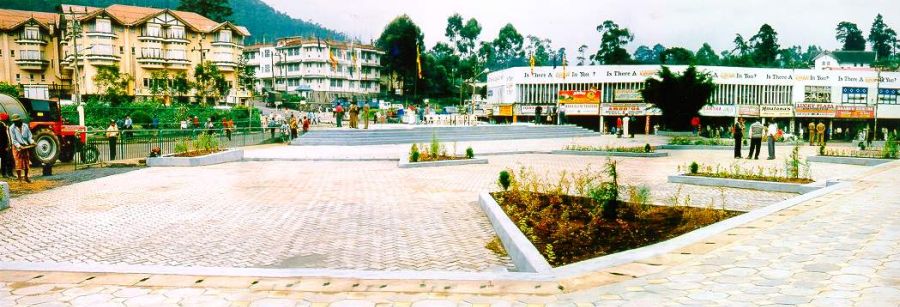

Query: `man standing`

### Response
(534, 106, 542, 125)
(808, 121, 815, 146)
(334, 104, 344, 128)
(615, 117, 623, 137)
(0, 113, 14, 178)
(691, 116, 701, 136)
(106, 120, 119, 161)
(748, 120, 764, 160)
(767, 120, 778, 160)
(363, 102, 371, 129)
(558, 104, 566, 125)
(816, 121, 826, 146)
(289, 114, 298, 139)
(733, 118, 745, 159)
(9, 115, 34, 182)
(124, 115, 133, 138)
(349, 103, 359, 129)
(623, 113, 631, 138)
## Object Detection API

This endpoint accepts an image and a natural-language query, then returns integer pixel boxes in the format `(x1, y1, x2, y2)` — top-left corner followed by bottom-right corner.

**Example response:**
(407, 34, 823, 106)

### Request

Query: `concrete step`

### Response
(292, 125, 598, 146)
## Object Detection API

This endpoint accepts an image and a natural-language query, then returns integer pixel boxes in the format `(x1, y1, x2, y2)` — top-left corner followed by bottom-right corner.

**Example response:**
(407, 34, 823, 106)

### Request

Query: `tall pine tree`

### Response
(177, 0, 233, 22)
(835, 21, 866, 51)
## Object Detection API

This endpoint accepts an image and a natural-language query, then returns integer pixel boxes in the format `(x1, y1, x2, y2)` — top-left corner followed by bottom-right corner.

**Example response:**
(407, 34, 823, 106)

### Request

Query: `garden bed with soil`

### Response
(553, 145, 668, 157)
(398, 154, 487, 168)
(807, 155, 895, 166)
(668, 174, 820, 194)
(147, 149, 244, 167)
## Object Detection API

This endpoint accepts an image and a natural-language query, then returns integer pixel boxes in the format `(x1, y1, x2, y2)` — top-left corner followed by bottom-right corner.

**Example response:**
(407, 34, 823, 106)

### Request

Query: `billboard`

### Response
(699, 104, 736, 117)
(738, 105, 760, 117)
(519, 105, 552, 116)
(835, 105, 875, 119)
(759, 105, 794, 117)
(795, 103, 835, 118)
(602, 103, 649, 116)
(558, 89, 601, 104)
(563, 104, 599, 115)
(498, 104, 514, 116)
(613, 89, 642, 102)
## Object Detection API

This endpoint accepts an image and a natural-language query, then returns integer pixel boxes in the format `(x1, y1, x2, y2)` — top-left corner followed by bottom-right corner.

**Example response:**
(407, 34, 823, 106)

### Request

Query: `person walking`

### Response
(334, 104, 344, 128)
(816, 121, 826, 146)
(558, 104, 566, 125)
(748, 120, 764, 160)
(205, 118, 215, 135)
(615, 117, 623, 137)
(766, 120, 778, 160)
(289, 114, 298, 139)
(623, 113, 631, 138)
(733, 118, 745, 159)
(534, 106, 542, 125)
(691, 116, 701, 136)
(302, 116, 310, 134)
(9, 115, 34, 183)
(225, 118, 234, 141)
(348, 103, 359, 129)
(0, 113, 14, 178)
(808, 122, 815, 146)
(106, 120, 119, 161)
(363, 103, 371, 129)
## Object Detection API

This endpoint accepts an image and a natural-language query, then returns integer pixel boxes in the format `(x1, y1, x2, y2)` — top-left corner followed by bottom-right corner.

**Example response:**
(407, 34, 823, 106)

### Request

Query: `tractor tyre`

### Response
(31, 128, 60, 166)
(80, 144, 99, 164)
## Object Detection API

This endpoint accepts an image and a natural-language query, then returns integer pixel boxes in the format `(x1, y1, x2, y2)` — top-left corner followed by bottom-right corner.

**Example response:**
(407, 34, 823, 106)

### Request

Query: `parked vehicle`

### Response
(0, 94, 98, 165)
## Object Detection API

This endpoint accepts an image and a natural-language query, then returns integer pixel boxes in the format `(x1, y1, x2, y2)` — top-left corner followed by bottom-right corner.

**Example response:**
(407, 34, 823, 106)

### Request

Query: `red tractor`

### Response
(0, 93, 99, 165)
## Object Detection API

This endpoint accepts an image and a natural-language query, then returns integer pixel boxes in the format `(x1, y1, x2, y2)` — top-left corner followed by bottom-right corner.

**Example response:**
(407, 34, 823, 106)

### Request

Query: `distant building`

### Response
(0, 9, 63, 99)
(243, 37, 382, 104)
(814, 50, 876, 70)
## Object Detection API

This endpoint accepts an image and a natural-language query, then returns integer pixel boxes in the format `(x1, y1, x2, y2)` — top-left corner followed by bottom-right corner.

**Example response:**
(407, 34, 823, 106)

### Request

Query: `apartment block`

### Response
(0, 9, 64, 99)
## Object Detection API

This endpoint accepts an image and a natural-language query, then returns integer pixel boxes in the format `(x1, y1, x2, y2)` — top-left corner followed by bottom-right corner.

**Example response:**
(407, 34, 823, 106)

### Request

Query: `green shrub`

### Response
(644, 143, 652, 153)
(174, 138, 190, 154)
(465, 147, 474, 159)
(192, 133, 219, 152)
(883, 133, 898, 159)
(498, 170, 511, 191)
(429, 132, 440, 158)
(409, 144, 420, 162)
(130, 110, 152, 126)
(689, 161, 699, 174)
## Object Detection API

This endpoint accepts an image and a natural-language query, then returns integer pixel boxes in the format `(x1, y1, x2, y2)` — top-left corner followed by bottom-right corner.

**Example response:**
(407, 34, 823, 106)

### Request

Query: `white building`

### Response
(813, 51, 876, 70)
(243, 37, 382, 103)
(487, 65, 900, 137)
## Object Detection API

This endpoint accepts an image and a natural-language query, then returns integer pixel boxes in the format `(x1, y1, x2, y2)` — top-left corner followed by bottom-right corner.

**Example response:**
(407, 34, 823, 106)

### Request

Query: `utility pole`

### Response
(873, 69, 881, 141)
(66, 8, 85, 126)
(191, 38, 209, 104)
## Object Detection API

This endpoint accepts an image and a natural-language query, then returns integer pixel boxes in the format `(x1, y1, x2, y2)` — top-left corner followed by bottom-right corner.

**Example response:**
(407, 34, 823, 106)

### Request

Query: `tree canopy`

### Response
(592, 20, 633, 64)
(836, 21, 867, 51)
(376, 15, 424, 96)
(177, 0, 233, 23)
(640, 66, 715, 131)
(868, 14, 897, 60)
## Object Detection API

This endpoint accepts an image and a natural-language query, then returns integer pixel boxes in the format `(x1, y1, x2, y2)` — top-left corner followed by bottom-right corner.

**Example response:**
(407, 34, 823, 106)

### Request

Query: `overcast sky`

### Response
(262, 0, 898, 57)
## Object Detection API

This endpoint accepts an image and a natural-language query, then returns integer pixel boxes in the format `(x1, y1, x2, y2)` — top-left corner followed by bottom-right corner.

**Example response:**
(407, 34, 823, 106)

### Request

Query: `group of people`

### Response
(333, 102, 371, 129)
(0, 113, 35, 183)
(731, 118, 782, 160)
(806, 121, 828, 146)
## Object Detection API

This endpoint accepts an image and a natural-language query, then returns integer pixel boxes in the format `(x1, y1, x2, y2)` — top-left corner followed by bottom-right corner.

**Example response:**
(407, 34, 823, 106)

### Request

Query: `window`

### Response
(167, 26, 185, 39)
(94, 44, 113, 55)
(20, 50, 42, 60)
(95, 19, 112, 33)
(841, 87, 867, 104)
(804, 86, 831, 103)
(878, 88, 899, 105)
(213, 51, 231, 62)
(141, 48, 163, 58)
(144, 23, 161, 37)
(10, 50, 14, 57)
(22, 27, 40, 40)
(41, 74, 45, 81)
(217, 30, 232, 43)
(167, 49, 186, 60)
(264, 50, 270, 57)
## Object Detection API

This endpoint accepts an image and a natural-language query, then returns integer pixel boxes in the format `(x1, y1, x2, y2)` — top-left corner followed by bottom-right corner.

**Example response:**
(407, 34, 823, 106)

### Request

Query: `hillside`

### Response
(0, 0, 345, 43)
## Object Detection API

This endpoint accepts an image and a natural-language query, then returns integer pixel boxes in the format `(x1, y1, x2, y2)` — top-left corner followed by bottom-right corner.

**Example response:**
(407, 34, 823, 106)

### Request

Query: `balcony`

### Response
(137, 56, 165, 68)
(211, 39, 242, 48)
(213, 60, 238, 71)
(85, 28, 116, 38)
(137, 31, 164, 43)
(15, 58, 49, 70)
(16, 33, 47, 45)
(360, 59, 380, 66)
(166, 56, 190, 69)
(164, 33, 189, 44)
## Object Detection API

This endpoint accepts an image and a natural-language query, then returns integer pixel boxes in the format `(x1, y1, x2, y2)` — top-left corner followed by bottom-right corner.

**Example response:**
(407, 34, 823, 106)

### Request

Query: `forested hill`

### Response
(0, 0, 345, 43)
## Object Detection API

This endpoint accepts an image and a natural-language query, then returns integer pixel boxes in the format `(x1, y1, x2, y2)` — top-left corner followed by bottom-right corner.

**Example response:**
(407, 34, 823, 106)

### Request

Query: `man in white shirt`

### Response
(767, 120, 778, 160)
(622, 113, 631, 138)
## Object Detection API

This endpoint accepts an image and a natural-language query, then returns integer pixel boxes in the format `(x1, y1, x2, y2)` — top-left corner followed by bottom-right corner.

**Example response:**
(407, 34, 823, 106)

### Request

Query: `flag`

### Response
(316, 36, 321, 49)
(552, 54, 557, 69)
(416, 42, 423, 79)
(529, 53, 535, 74)
(350, 41, 358, 77)
(328, 41, 338, 70)
(561, 50, 567, 79)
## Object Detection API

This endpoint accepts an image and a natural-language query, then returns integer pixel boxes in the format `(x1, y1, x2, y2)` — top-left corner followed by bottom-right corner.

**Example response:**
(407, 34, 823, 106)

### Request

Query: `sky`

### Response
(262, 0, 899, 58)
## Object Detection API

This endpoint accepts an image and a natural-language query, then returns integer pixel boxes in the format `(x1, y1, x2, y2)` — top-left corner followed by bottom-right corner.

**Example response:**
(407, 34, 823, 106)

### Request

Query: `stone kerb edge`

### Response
(0, 181, 8, 210)
(807, 155, 894, 166)
(478, 192, 553, 273)
(147, 149, 244, 167)
(667, 174, 821, 194)
(550, 150, 668, 157)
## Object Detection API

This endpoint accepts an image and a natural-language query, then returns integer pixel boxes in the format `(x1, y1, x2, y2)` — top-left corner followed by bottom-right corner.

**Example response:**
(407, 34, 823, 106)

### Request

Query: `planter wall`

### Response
(657, 144, 733, 150)
(668, 174, 821, 194)
(551, 150, 668, 157)
(808, 155, 894, 166)
(478, 192, 552, 273)
(398, 156, 488, 168)
(147, 149, 244, 167)
(0, 181, 8, 211)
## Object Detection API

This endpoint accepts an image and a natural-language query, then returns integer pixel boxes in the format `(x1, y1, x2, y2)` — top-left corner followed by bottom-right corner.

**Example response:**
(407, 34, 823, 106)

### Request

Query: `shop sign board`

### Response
(498, 104, 514, 116)
(558, 89, 601, 103)
(519, 105, 552, 115)
(795, 103, 835, 118)
(613, 89, 643, 102)
(835, 105, 875, 119)
(602, 103, 648, 116)
(738, 105, 760, 117)
(759, 105, 794, 117)
(699, 104, 736, 117)
(563, 103, 600, 115)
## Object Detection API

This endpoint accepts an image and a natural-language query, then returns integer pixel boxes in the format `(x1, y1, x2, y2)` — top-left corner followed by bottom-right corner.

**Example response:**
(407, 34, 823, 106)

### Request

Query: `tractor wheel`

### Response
(59, 142, 75, 163)
(80, 144, 99, 164)
(31, 128, 60, 166)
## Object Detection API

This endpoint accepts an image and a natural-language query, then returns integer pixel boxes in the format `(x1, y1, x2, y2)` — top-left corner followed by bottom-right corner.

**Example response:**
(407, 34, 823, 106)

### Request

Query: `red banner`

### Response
(558, 89, 600, 104)
(835, 105, 875, 119)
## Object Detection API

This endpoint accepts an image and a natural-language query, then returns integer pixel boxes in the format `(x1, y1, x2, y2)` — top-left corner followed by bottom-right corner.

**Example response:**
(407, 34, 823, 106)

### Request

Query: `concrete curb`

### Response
(0, 181, 8, 211)
(807, 155, 894, 166)
(658, 144, 795, 150)
(551, 150, 668, 157)
(243, 157, 398, 162)
(398, 156, 488, 168)
(667, 174, 821, 194)
(147, 149, 244, 167)
(478, 192, 553, 273)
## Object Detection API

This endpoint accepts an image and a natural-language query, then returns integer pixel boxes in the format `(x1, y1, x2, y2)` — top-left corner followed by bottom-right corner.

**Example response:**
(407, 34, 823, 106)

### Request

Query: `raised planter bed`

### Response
(807, 155, 894, 166)
(551, 150, 667, 157)
(657, 144, 733, 150)
(147, 149, 244, 167)
(667, 174, 822, 194)
(478, 192, 552, 273)
(0, 181, 8, 211)
(398, 155, 488, 168)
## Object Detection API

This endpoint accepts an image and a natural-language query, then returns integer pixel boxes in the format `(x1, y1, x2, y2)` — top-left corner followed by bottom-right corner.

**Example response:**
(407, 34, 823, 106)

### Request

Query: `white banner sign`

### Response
(562, 103, 599, 115)
(519, 105, 552, 115)
(700, 104, 736, 117)
(759, 105, 794, 117)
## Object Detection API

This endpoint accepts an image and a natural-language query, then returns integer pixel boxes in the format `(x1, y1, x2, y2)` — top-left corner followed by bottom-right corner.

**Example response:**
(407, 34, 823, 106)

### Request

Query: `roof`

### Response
(0, 9, 60, 31)
(61, 3, 250, 36)
(815, 50, 876, 64)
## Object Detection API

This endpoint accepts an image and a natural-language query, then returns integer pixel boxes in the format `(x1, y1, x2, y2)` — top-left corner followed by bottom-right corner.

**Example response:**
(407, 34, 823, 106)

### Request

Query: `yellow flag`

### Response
(416, 43, 423, 79)
(529, 53, 535, 74)
(561, 53, 567, 80)
(328, 42, 338, 70)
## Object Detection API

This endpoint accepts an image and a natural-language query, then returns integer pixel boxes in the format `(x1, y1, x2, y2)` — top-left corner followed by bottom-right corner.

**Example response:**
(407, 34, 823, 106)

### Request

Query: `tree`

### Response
(836, 21, 867, 51)
(0, 82, 19, 97)
(171, 72, 190, 103)
(633, 45, 657, 64)
(237, 56, 256, 94)
(777, 45, 806, 68)
(148, 70, 170, 101)
(576, 44, 589, 66)
(640, 66, 715, 131)
(868, 14, 897, 60)
(660, 47, 694, 65)
(193, 61, 229, 104)
(177, 0, 233, 22)
(695, 43, 720, 65)
(492, 23, 525, 69)
(376, 15, 424, 97)
(93, 66, 132, 105)
(750, 24, 780, 67)
(591, 20, 633, 64)
(525, 35, 553, 66)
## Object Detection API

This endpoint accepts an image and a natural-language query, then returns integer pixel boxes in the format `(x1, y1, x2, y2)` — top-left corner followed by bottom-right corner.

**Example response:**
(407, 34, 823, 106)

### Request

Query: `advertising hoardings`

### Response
(835, 105, 875, 119)
(563, 103, 600, 115)
(558, 89, 601, 104)
(738, 105, 760, 117)
(519, 105, 553, 116)
(602, 103, 646, 116)
(804, 86, 832, 103)
(700, 104, 736, 117)
(795, 103, 835, 118)
(613, 89, 642, 102)
(498, 104, 514, 116)
(759, 105, 794, 117)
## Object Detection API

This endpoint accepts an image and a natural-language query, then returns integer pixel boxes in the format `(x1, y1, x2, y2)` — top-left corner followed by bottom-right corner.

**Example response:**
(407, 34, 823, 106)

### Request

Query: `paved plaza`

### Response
(0, 134, 895, 306)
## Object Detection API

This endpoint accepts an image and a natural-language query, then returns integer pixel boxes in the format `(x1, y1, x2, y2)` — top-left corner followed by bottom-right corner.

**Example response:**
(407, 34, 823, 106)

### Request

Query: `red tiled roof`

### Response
(0, 9, 59, 31)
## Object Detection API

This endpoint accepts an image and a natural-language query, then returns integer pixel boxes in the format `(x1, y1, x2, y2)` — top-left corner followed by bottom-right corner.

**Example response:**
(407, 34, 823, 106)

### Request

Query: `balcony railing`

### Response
(16, 32, 46, 44)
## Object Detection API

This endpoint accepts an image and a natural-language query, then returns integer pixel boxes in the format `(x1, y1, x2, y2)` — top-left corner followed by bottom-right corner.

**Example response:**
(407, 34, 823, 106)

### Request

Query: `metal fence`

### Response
(73, 126, 285, 169)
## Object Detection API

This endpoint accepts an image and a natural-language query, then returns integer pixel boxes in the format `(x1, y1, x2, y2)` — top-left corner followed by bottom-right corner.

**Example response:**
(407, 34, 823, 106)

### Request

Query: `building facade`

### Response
(243, 37, 382, 104)
(487, 65, 900, 138)
(0, 4, 252, 104)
